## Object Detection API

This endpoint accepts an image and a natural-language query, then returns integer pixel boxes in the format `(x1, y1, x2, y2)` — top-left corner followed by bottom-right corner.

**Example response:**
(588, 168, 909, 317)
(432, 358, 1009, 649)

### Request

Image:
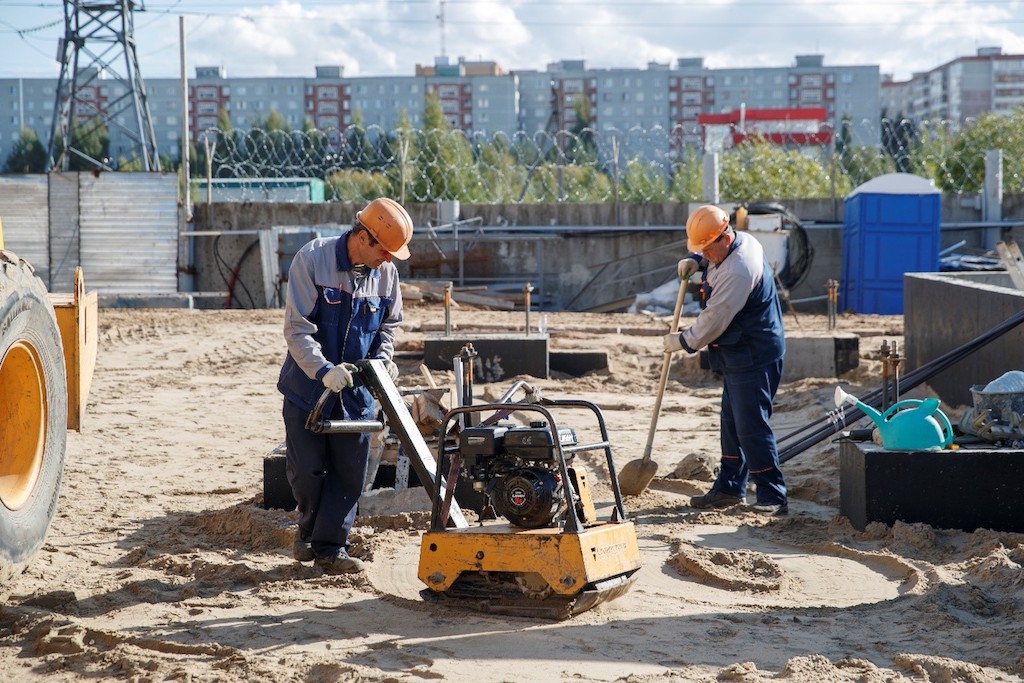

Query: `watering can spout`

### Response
(834, 385, 883, 423)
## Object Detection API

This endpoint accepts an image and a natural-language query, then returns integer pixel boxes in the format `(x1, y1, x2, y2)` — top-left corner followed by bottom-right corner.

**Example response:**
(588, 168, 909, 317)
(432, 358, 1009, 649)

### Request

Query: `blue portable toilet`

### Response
(841, 173, 941, 314)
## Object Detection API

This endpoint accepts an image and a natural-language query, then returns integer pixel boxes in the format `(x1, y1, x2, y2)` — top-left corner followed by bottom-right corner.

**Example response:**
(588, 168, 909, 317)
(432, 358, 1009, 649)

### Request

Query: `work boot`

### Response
(690, 489, 744, 509)
(292, 533, 314, 562)
(315, 551, 365, 574)
(749, 502, 789, 516)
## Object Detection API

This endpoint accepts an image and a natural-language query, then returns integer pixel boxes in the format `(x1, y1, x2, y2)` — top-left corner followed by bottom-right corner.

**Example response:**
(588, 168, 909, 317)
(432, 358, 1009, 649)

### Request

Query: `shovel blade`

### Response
(617, 457, 658, 496)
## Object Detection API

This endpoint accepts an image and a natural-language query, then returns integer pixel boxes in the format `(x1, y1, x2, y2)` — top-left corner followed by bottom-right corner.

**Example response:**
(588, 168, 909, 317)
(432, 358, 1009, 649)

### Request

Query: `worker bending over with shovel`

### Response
(277, 197, 413, 572)
(663, 204, 789, 515)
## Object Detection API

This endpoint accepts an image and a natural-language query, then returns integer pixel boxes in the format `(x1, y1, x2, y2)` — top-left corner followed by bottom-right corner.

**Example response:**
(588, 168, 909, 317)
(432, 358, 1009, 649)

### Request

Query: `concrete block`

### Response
(550, 350, 608, 376)
(263, 453, 296, 511)
(700, 332, 858, 380)
(840, 440, 1024, 532)
(423, 334, 549, 382)
(783, 332, 859, 380)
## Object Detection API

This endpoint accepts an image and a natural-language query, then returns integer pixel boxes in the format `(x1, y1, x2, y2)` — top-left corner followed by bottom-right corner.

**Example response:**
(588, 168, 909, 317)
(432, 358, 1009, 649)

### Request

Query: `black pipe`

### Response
(778, 308, 1024, 464)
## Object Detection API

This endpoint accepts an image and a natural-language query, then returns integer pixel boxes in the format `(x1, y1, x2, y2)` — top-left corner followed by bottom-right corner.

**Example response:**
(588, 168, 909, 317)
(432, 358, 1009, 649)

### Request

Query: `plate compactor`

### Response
(346, 356, 641, 620)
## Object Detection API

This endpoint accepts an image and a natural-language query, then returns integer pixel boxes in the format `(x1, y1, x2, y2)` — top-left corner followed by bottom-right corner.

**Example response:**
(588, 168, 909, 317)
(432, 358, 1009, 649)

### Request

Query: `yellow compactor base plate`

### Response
(418, 520, 641, 619)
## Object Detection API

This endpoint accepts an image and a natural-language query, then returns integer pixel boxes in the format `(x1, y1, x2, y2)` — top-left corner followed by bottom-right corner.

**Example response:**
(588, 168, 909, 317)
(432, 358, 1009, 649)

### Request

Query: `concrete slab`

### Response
(699, 331, 859, 380)
(783, 332, 859, 380)
(423, 334, 549, 382)
(840, 439, 1024, 532)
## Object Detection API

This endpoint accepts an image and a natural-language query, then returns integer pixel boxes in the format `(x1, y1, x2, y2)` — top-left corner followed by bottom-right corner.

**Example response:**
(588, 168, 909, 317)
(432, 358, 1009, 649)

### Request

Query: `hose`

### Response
(738, 201, 814, 291)
(778, 307, 1024, 464)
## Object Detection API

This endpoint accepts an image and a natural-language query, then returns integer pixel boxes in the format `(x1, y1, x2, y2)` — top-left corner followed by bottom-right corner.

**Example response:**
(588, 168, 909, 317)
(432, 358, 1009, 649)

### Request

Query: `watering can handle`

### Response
(934, 407, 955, 448)
(883, 398, 954, 449)
(881, 398, 924, 420)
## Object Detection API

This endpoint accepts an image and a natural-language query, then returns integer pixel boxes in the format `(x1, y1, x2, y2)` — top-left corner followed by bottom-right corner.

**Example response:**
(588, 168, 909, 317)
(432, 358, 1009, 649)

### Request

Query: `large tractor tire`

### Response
(0, 251, 68, 587)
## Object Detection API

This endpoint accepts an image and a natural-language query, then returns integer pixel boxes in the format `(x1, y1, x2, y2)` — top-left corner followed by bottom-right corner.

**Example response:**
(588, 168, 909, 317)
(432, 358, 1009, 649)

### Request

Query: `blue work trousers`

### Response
(714, 359, 787, 506)
(283, 399, 370, 557)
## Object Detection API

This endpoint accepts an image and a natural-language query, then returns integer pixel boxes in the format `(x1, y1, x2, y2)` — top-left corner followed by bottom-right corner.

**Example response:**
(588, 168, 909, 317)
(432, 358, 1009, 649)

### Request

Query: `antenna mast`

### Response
(438, 0, 446, 57)
(47, 0, 160, 172)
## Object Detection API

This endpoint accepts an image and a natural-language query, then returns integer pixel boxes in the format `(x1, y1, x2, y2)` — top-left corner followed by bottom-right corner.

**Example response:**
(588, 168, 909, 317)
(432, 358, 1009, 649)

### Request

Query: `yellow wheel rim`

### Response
(0, 340, 47, 511)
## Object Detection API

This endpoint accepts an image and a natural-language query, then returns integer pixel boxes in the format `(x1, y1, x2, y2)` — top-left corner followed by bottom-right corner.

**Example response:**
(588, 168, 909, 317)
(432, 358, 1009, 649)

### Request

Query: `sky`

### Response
(1, 0, 1023, 83)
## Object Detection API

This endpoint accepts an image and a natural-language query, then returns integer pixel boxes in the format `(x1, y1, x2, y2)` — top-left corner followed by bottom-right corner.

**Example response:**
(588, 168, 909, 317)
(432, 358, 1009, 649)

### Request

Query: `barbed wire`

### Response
(191, 113, 1024, 204)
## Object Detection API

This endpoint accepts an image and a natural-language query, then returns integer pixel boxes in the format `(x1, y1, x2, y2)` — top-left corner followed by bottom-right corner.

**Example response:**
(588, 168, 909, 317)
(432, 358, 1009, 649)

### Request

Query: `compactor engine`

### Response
(460, 422, 577, 528)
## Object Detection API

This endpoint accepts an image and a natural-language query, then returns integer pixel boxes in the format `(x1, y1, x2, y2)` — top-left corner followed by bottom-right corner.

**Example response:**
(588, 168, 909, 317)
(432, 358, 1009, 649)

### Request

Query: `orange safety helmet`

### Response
(356, 197, 414, 260)
(685, 204, 730, 252)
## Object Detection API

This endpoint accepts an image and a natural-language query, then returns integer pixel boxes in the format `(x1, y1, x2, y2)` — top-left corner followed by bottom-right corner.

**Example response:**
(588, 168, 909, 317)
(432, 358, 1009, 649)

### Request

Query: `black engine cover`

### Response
(489, 467, 563, 528)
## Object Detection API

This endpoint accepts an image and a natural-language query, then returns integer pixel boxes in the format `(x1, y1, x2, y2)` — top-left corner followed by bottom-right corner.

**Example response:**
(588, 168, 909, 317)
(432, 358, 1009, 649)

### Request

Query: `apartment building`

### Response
(0, 53, 882, 169)
(882, 47, 1024, 126)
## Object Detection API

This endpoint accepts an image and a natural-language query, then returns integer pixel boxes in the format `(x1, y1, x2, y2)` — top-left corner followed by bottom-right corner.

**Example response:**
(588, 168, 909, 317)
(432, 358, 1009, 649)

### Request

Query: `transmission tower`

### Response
(47, 0, 160, 172)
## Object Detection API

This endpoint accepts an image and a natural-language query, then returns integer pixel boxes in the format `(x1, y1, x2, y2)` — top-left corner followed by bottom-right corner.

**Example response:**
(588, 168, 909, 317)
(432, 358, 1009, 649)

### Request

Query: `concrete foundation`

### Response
(783, 332, 860, 381)
(840, 440, 1024, 532)
(905, 272, 1024, 408)
(699, 331, 859, 381)
(423, 334, 549, 382)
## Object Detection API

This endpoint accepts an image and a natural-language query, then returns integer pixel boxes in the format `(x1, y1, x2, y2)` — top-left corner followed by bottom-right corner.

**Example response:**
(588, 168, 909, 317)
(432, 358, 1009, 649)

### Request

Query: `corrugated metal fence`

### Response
(0, 172, 179, 294)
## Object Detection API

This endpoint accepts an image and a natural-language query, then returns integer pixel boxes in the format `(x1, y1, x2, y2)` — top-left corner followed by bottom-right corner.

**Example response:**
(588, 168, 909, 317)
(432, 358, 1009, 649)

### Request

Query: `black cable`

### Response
(227, 239, 260, 309)
(213, 234, 258, 309)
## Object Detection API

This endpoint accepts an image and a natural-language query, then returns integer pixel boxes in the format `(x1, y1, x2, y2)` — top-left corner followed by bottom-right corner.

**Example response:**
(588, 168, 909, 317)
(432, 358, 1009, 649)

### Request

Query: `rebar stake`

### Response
(881, 339, 891, 410)
(523, 282, 534, 334)
(444, 281, 453, 336)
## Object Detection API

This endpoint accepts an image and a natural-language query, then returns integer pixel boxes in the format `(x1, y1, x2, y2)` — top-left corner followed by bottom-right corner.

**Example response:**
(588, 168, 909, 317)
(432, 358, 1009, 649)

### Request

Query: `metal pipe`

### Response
(313, 420, 384, 434)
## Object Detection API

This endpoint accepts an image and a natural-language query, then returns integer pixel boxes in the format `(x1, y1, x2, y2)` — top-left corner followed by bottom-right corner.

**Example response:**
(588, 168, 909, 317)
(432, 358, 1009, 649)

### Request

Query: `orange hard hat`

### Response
(686, 205, 730, 252)
(356, 197, 413, 260)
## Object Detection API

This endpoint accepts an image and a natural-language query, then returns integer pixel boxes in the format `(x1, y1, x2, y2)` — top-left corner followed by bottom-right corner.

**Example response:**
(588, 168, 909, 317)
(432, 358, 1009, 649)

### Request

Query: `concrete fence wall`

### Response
(905, 272, 1024, 409)
(190, 196, 1024, 312)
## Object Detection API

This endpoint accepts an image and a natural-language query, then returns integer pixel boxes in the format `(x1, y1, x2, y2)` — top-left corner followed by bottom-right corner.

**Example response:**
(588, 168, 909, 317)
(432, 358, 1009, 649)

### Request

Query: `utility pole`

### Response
(47, 0, 160, 172)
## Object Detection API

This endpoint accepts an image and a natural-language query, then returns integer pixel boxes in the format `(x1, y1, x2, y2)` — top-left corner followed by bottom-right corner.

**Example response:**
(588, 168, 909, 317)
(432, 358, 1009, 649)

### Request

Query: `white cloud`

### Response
(1, 0, 1023, 80)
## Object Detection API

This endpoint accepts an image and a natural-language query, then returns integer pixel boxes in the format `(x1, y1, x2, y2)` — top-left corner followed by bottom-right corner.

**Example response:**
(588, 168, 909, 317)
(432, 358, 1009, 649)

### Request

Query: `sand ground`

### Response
(1, 294, 1023, 682)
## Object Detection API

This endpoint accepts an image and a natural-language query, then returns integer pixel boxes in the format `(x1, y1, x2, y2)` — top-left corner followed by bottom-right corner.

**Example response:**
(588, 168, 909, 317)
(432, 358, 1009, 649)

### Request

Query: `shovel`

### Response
(618, 280, 687, 496)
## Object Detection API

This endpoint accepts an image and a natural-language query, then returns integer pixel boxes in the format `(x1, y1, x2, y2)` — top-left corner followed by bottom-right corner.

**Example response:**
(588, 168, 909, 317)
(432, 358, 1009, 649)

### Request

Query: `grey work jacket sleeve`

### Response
(282, 246, 331, 380)
(682, 249, 759, 352)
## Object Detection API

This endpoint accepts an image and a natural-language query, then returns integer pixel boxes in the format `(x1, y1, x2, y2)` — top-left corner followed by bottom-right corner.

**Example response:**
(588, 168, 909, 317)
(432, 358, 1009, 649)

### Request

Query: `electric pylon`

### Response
(47, 1, 160, 172)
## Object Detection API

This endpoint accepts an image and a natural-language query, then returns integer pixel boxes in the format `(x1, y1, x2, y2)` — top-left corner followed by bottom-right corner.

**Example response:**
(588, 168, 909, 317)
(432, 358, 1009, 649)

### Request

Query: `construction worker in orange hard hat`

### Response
(277, 197, 414, 574)
(664, 203, 789, 516)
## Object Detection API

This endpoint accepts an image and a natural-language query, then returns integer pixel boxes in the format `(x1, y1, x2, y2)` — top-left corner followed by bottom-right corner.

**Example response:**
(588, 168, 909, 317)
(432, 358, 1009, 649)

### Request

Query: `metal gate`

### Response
(67, 172, 179, 295)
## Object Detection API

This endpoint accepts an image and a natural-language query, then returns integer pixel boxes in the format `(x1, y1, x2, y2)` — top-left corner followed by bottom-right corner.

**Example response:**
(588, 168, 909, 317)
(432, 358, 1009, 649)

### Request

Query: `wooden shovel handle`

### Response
(641, 281, 688, 461)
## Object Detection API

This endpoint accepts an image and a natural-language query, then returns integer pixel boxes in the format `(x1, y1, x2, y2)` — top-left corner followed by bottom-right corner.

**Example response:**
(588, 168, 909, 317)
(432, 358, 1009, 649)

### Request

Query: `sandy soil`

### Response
(2, 293, 1023, 682)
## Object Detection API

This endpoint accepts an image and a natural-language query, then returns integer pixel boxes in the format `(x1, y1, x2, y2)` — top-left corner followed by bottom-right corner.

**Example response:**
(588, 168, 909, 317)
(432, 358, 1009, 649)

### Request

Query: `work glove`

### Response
(383, 359, 399, 381)
(663, 332, 684, 354)
(678, 258, 698, 282)
(322, 363, 357, 392)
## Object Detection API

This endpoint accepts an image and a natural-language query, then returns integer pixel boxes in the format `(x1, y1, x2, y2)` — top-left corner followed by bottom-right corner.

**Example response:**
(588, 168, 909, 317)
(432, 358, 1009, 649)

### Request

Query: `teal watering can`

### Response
(834, 386, 954, 451)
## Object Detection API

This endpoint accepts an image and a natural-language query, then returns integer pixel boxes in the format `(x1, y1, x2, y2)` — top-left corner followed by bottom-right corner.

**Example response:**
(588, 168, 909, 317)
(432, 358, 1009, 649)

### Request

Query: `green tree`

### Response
(342, 112, 377, 171)
(880, 112, 917, 174)
(409, 93, 475, 202)
(668, 145, 703, 202)
(619, 157, 668, 203)
(928, 110, 1024, 193)
(563, 96, 597, 166)
(325, 168, 393, 202)
(719, 136, 836, 200)
(61, 116, 110, 171)
(3, 128, 47, 173)
(526, 162, 612, 202)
